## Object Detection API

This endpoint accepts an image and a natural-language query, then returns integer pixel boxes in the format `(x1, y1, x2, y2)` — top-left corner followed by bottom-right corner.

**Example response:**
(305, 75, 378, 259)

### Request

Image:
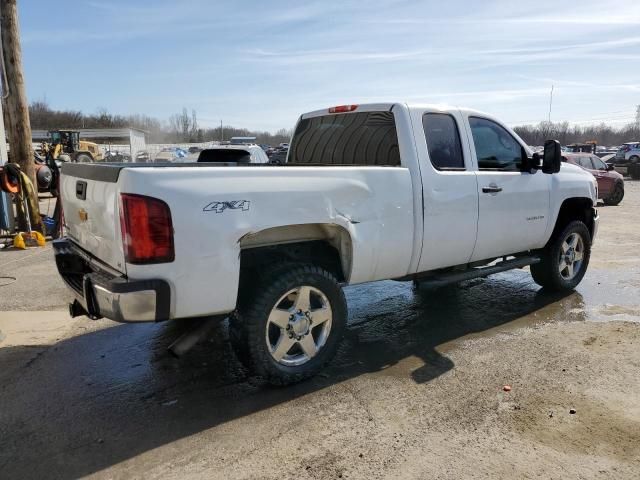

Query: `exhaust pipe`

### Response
(69, 300, 88, 318)
(168, 316, 222, 358)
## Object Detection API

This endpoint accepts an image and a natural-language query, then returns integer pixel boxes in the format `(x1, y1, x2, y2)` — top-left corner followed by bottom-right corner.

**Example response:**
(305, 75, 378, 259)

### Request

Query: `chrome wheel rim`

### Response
(558, 232, 584, 281)
(265, 286, 332, 367)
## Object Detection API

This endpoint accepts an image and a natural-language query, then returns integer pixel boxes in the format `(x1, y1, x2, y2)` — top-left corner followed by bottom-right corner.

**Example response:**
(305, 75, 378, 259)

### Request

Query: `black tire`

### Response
(230, 264, 347, 385)
(530, 220, 591, 291)
(74, 153, 93, 163)
(629, 162, 640, 180)
(603, 182, 624, 206)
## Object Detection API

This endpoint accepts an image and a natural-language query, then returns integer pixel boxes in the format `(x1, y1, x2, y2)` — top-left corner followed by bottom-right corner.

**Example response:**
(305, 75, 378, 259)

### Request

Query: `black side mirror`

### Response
(607, 163, 615, 171)
(542, 140, 561, 174)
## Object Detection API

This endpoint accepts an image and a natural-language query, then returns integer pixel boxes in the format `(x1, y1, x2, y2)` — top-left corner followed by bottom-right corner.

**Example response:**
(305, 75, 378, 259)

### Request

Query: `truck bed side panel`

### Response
(119, 166, 415, 318)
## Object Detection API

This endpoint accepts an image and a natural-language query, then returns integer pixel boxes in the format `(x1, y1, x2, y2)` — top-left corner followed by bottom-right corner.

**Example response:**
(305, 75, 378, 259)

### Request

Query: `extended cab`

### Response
(54, 103, 599, 384)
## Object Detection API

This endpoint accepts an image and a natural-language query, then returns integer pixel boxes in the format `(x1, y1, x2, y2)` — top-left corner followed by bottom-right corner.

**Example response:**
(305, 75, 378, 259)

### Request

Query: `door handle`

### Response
(482, 185, 502, 194)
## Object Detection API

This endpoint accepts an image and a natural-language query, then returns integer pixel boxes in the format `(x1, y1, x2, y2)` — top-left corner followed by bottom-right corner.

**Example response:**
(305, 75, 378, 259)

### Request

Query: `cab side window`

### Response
(591, 156, 607, 170)
(579, 156, 595, 169)
(422, 113, 465, 170)
(469, 117, 524, 171)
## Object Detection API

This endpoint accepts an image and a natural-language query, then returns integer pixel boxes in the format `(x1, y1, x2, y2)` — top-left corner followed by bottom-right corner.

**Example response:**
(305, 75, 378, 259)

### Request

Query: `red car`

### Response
(563, 153, 624, 205)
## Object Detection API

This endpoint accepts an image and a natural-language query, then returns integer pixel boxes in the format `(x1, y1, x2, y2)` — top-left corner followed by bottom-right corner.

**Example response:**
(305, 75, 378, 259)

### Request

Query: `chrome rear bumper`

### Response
(53, 238, 170, 323)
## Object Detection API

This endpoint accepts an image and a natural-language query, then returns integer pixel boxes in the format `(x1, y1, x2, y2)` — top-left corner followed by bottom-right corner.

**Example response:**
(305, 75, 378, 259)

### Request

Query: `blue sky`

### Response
(19, 0, 640, 132)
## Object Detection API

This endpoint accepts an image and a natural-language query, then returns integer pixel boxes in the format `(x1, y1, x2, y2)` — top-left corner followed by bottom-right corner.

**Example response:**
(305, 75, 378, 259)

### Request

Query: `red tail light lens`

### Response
(328, 105, 358, 113)
(119, 194, 174, 264)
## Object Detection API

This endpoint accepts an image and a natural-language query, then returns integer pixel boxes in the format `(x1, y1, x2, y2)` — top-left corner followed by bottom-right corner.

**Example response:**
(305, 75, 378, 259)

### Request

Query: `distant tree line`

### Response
(31, 99, 639, 148)
(28, 100, 293, 145)
(514, 121, 640, 147)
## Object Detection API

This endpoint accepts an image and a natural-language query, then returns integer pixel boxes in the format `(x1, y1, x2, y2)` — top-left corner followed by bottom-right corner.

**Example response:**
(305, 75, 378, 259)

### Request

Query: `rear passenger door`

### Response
(411, 108, 479, 272)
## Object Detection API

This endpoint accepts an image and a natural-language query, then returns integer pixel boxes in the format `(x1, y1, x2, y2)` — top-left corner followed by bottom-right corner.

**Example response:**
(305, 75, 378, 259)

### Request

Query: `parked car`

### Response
(615, 141, 640, 163)
(563, 153, 624, 205)
(614, 142, 640, 179)
(154, 147, 188, 163)
(54, 103, 598, 385)
(269, 145, 289, 164)
(103, 150, 132, 162)
(134, 150, 150, 163)
(197, 144, 270, 164)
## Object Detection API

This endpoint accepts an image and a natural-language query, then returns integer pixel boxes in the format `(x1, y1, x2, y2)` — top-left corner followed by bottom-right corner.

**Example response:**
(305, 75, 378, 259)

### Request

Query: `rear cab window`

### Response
(422, 113, 465, 170)
(198, 149, 251, 163)
(288, 111, 400, 166)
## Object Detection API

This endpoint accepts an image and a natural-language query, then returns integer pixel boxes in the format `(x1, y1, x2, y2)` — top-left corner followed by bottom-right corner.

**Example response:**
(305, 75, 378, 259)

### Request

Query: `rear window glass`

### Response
(197, 149, 250, 163)
(288, 111, 400, 166)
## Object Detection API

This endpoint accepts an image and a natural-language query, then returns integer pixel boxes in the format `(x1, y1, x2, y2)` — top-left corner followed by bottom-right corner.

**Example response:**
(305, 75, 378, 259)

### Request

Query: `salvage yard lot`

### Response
(1, 182, 639, 479)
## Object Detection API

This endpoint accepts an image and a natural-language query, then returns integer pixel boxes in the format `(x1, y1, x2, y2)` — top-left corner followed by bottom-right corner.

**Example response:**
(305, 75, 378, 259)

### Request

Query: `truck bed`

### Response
(61, 162, 271, 182)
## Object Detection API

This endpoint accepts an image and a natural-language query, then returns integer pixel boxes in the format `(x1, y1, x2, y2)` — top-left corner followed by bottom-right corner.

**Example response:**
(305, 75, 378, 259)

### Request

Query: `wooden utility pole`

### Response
(1, 0, 39, 231)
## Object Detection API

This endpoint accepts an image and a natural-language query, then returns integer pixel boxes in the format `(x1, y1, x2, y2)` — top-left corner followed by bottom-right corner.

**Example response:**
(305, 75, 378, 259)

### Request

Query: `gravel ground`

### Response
(1, 182, 639, 479)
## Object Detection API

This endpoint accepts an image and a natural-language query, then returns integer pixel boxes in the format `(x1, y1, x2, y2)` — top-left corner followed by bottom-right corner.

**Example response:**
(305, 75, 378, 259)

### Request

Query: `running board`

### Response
(415, 256, 541, 288)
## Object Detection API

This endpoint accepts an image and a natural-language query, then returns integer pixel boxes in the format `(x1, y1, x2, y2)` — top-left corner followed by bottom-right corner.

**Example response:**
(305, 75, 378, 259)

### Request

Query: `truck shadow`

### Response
(0, 270, 582, 479)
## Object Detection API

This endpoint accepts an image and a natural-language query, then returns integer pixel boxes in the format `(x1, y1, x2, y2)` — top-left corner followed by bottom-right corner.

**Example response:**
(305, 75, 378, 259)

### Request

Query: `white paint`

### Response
(59, 103, 597, 321)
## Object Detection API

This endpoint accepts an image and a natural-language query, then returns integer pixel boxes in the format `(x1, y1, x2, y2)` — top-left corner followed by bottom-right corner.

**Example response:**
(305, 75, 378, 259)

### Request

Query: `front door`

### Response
(586, 155, 614, 197)
(463, 115, 550, 262)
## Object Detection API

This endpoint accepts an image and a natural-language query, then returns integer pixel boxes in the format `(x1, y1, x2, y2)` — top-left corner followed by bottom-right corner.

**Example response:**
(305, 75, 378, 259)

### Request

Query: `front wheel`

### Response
(230, 264, 347, 385)
(530, 220, 591, 291)
(603, 182, 624, 206)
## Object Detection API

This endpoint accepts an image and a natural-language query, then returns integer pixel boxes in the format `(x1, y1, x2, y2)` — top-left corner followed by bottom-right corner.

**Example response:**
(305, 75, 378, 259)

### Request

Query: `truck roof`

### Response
(300, 102, 493, 120)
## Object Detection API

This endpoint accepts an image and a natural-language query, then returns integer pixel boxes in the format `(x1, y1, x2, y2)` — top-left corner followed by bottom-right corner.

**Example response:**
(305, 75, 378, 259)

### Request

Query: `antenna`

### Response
(548, 85, 554, 123)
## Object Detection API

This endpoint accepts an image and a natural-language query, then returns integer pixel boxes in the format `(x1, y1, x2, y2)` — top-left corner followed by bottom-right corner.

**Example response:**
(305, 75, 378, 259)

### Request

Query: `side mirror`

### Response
(607, 163, 615, 171)
(542, 140, 561, 174)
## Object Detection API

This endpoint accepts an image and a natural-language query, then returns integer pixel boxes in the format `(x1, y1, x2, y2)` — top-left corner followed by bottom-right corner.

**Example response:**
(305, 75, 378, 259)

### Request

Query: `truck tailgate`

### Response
(60, 165, 126, 273)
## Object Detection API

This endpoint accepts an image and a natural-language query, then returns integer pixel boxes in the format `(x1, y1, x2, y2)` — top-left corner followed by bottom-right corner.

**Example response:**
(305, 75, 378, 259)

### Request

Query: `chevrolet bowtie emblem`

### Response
(78, 208, 88, 222)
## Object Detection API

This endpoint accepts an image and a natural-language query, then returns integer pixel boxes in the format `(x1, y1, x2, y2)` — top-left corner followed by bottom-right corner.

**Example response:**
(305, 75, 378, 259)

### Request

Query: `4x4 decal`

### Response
(203, 200, 251, 213)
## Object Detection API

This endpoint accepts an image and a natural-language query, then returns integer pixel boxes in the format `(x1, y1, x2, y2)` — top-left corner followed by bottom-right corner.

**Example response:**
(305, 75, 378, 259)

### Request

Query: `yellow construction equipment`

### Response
(41, 130, 103, 163)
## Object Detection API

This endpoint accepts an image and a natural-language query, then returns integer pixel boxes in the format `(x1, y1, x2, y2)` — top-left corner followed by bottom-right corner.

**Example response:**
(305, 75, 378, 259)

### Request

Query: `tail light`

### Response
(328, 105, 358, 113)
(119, 193, 174, 264)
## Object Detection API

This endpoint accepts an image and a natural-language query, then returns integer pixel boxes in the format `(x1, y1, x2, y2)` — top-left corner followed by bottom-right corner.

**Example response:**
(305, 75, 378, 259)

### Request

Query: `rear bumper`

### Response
(53, 238, 170, 322)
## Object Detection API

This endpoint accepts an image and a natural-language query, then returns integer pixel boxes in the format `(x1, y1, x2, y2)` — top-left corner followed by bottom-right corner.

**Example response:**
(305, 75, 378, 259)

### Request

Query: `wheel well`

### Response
(238, 224, 352, 285)
(240, 240, 346, 287)
(552, 198, 594, 240)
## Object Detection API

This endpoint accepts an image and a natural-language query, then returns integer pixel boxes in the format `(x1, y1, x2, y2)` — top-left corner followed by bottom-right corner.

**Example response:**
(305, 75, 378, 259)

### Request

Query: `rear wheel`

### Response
(230, 264, 347, 385)
(531, 220, 591, 291)
(603, 182, 624, 206)
(629, 161, 640, 180)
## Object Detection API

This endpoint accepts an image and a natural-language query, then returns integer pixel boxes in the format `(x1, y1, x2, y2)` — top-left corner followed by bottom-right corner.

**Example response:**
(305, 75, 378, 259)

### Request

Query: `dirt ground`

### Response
(1, 183, 639, 479)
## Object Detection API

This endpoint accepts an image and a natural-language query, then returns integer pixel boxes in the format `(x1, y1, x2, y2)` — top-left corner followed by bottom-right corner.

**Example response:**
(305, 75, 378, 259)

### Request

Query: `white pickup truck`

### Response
(54, 103, 599, 384)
